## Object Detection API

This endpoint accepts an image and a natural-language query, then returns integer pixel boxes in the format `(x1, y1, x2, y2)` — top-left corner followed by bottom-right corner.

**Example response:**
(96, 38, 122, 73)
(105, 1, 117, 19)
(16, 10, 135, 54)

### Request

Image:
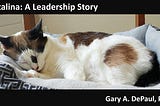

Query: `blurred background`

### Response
(0, 14, 160, 53)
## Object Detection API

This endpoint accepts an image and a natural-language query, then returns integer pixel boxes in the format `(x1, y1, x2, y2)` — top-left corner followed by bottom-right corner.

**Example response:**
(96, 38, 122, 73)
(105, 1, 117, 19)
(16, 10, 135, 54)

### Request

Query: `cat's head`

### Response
(0, 19, 47, 60)
(16, 49, 39, 71)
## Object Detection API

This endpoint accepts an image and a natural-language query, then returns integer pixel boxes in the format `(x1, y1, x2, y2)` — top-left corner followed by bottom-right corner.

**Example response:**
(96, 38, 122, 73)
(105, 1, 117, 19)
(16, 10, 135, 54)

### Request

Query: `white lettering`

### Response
(25, 4, 30, 10)
(105, 96, 121, 103)
(77, 3, 98, 12)
(32, 3, 75, 12)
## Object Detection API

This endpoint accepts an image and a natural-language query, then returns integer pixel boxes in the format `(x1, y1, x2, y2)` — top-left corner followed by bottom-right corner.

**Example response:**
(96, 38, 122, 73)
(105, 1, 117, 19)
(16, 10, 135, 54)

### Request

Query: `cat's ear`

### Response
(28, 19, 43, 40)
(0, 35, 13, 48)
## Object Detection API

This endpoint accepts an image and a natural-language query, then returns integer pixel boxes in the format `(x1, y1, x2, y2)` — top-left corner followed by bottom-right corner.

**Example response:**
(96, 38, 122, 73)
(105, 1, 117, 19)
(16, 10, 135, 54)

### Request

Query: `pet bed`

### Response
(0, 24, 160, 90)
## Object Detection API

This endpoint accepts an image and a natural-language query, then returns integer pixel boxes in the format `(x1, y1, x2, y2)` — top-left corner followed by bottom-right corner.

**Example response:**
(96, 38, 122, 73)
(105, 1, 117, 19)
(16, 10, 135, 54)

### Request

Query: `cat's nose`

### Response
(33, 66, 39, 71)
(36, 66, 39, 70)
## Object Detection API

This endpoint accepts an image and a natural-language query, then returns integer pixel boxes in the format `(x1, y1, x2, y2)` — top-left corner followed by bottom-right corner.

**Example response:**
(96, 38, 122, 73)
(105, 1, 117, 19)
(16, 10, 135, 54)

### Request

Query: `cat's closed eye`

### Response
(30, 55, 40, 71)
(31, 55, 38, 63)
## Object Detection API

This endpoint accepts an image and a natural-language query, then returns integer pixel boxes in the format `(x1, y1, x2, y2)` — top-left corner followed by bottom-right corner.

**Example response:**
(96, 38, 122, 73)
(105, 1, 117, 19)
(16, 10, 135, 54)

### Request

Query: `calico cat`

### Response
(0, 19, 156, 86)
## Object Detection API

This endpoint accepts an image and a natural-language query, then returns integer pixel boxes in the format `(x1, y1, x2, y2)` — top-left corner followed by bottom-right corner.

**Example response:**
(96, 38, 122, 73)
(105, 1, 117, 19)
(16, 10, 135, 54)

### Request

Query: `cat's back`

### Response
(59, 31, 111, 49)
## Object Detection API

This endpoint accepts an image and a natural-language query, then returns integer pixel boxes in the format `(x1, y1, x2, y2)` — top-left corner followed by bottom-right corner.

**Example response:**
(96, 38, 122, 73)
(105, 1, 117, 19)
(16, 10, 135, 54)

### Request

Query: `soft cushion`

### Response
(145, 25, 160, 63)
(114, 24, 149, 45)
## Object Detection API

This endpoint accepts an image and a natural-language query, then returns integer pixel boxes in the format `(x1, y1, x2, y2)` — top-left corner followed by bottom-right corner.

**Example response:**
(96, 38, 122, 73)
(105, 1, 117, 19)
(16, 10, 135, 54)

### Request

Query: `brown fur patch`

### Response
(10, 31, 30, 48)
(3, 30, 47, 60)
(59, 35, 67, 44)
(63, 31, 111, 48)
(2, 31, 29, 60)
(104, 43, 138, 67)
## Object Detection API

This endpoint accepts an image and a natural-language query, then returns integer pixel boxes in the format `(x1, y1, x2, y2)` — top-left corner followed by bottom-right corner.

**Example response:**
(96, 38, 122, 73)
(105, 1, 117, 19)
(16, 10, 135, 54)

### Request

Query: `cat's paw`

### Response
(21, 70, 38, 78)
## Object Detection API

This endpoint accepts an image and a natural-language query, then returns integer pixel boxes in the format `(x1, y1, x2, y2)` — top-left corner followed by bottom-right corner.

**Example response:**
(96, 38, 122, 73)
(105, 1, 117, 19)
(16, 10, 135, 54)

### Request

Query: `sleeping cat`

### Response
(0, 19, 156, 86)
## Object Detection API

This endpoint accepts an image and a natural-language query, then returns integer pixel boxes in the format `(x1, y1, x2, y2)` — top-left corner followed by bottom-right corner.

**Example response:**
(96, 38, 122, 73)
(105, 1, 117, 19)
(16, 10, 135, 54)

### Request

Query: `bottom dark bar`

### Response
(0, 89, 160, 105)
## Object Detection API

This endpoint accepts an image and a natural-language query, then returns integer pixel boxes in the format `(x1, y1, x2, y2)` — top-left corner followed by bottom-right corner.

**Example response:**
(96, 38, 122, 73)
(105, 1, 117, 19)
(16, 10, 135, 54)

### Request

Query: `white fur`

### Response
(17, 34, 152, 85)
